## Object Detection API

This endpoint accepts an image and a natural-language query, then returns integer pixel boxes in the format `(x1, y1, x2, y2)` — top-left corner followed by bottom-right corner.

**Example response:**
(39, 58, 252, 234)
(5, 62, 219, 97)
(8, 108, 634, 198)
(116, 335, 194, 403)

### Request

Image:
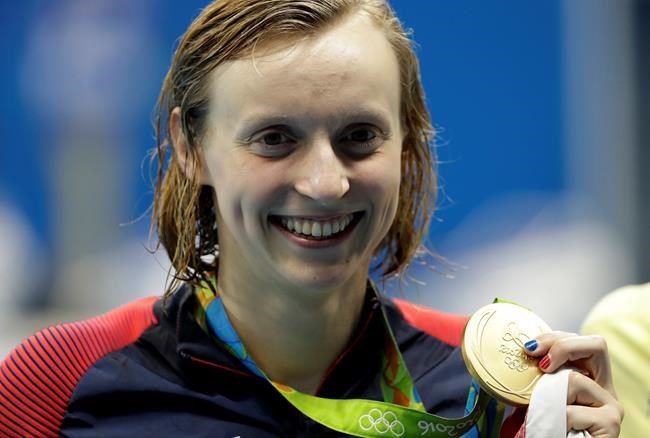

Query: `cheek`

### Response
(379, 154, 402, 229)
(210, 157, 286, 226)
(357, 156, 401, 219)
(383, 171, 401, 226)
(376, 148, 402, 196)
(377, 169, 401, 211)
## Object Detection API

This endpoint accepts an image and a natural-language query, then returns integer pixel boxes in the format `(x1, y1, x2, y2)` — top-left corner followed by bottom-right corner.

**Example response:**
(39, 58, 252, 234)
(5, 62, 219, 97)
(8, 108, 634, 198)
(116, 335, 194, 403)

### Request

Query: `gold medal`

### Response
(461, 302, 552, 406)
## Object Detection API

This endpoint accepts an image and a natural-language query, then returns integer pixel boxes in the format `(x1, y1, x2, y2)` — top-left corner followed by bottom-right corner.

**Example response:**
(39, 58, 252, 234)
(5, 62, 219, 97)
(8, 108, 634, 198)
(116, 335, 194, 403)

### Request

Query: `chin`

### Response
(278, 262, 366, 293)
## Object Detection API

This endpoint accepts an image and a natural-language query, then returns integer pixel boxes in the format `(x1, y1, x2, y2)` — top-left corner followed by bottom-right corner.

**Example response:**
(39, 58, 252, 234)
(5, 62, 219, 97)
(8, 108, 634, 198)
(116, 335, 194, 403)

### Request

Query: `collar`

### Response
(149, 282, 473, 419)
(157, 282, 385, 397)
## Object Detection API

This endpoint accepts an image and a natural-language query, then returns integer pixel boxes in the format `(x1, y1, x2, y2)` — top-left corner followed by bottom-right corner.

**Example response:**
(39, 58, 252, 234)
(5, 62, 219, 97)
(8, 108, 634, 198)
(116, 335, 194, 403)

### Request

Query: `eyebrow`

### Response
(237, 115, 300, 139)
(335, 108, 392, 130)
(236, 108, 393, 138)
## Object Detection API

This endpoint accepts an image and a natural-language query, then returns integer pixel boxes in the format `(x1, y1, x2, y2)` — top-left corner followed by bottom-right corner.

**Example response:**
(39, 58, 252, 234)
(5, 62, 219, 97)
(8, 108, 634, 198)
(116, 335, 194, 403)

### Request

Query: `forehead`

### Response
(206, 14, 401, 126)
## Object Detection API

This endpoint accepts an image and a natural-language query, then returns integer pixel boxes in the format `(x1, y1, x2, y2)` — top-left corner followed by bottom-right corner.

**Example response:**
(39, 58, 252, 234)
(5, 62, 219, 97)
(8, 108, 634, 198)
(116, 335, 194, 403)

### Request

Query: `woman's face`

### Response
(199, 14, 403, 292)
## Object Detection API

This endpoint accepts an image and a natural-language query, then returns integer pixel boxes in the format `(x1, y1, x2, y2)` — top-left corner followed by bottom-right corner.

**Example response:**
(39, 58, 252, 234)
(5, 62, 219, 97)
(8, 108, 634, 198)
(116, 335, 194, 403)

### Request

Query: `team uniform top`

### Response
(0, 284, 524, 437)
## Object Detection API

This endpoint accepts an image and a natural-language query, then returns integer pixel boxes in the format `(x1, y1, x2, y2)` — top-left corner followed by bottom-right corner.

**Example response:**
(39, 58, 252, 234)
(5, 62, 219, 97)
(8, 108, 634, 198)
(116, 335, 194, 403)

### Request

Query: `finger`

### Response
(566, 372, 623, 437)
(567, 405, 623, 437)
(567, 370, 614, 408)
(522, 332, 615, 396)
(522, 331, 575, 358)
(539, 336, 615, 396)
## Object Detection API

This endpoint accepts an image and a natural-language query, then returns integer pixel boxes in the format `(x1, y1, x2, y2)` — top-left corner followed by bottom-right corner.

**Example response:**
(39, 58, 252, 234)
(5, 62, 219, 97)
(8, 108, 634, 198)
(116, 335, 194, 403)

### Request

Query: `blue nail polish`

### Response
(524, 340, 538, 351)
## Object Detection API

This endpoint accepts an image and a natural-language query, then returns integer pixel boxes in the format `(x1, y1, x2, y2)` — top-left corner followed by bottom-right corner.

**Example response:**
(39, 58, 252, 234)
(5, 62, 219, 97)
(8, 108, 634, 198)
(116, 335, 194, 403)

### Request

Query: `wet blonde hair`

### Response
(152, 0, 436, 294)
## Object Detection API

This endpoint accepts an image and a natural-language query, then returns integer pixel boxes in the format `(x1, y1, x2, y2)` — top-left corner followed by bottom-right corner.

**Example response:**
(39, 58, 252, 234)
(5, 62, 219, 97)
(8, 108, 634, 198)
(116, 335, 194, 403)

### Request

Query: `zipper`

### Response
(179, 350, 254, 378)
(314, 299, 380, 394)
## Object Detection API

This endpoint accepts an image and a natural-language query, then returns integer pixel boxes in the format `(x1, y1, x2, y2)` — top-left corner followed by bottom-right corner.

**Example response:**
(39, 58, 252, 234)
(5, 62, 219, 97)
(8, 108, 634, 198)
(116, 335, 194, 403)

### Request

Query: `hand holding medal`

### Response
(462, 301, 623, 437)
(461, 302, 551, 406)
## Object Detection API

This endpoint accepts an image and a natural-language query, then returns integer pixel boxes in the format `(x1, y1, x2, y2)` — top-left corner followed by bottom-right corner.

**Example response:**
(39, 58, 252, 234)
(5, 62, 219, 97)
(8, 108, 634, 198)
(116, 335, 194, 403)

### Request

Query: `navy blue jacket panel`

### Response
(1, 284, 477, 437)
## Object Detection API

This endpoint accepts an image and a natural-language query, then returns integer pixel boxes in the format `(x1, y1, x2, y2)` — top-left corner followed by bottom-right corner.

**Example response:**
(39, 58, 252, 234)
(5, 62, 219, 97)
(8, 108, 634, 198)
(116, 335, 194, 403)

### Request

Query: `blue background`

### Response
(0, 0, 564, 250)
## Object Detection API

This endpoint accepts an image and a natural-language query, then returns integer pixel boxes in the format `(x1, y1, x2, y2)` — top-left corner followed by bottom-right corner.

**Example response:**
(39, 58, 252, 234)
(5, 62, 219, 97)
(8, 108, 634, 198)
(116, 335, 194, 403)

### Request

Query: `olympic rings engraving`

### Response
(358, 408, 405, 436)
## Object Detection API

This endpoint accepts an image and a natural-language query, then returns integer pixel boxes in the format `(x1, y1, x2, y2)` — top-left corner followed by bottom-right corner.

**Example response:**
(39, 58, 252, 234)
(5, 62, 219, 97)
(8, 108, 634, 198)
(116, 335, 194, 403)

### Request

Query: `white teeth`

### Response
(339, 216, 349, 231)
(277, 214, 355, 239)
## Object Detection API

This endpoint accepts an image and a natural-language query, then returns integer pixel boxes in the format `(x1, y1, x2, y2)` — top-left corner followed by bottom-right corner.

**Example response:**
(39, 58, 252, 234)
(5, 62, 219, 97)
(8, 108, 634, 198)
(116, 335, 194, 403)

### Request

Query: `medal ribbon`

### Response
(195, 280, 493, 437)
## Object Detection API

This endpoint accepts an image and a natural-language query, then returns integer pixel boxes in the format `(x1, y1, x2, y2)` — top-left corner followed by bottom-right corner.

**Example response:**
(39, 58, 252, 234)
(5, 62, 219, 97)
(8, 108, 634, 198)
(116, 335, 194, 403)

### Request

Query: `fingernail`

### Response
(524, 340, 538, 351)
(539, 354, 551, 370)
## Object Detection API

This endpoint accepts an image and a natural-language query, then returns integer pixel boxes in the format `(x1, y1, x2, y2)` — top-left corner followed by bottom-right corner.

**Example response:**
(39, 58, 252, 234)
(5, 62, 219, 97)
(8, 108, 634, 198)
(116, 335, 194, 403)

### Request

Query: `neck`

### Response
(216, 268, 368, 394)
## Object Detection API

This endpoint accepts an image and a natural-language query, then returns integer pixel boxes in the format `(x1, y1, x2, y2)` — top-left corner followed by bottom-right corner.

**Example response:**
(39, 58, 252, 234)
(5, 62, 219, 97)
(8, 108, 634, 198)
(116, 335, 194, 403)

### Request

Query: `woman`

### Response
(0, 1, 622, 436)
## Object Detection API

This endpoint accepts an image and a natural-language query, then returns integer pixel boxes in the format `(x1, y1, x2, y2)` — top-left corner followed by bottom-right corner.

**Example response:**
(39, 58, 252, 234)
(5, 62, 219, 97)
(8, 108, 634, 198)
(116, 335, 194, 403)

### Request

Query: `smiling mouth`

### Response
(269, 212, 363, 241)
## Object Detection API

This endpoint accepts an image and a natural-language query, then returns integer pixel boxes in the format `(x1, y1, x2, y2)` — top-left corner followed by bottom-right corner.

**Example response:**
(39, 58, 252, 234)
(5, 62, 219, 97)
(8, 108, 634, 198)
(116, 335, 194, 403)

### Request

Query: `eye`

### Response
(249, 127, 296, 157)
(261, 132, 291, 146)
(340, 126, 385, 155)
(346, 129, 376, 142)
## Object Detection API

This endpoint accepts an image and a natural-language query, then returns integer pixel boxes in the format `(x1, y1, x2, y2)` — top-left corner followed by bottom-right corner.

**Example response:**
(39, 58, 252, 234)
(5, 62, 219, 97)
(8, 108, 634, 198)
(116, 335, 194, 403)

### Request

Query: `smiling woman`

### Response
(154, 1, 435, 297)
(0, 1, 622, 437)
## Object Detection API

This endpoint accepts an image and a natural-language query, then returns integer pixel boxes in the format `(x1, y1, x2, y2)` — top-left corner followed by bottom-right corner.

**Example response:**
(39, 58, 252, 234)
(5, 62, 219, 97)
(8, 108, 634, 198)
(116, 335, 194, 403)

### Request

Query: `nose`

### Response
(294, 140, 350, 201)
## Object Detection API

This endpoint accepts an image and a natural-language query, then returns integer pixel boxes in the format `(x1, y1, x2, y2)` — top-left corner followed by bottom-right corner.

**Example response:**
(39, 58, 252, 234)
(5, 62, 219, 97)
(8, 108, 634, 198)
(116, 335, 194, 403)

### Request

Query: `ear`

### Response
(170, 107, 211, 184)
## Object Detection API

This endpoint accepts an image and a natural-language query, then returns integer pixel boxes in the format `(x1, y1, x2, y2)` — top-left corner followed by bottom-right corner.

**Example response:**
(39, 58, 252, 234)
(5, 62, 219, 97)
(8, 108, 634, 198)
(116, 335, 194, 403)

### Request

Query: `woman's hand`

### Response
(525, 332, 624, 437)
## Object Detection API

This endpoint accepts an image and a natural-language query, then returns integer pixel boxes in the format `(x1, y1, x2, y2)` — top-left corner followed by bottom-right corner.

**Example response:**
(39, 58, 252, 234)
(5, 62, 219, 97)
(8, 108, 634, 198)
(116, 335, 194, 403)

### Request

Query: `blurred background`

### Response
(0, 0, 648, 358)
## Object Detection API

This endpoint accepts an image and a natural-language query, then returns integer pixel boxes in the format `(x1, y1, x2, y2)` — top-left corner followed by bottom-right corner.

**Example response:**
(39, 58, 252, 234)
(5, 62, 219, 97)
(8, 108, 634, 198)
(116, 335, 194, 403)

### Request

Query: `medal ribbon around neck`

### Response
(195, 279, 492, 437)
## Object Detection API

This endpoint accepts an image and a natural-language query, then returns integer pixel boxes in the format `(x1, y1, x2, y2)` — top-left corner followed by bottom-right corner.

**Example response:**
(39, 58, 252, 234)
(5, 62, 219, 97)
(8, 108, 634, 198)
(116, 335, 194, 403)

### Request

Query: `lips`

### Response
(270, 213, 361, 241)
